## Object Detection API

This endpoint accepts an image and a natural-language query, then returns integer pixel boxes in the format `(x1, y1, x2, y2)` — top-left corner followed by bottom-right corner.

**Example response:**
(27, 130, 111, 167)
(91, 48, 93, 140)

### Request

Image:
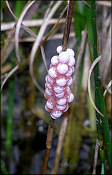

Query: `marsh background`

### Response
(1, 1, 111, 174)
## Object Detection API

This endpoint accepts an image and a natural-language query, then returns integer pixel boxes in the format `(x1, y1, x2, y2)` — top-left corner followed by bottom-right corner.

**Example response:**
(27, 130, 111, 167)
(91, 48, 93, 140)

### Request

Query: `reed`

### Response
(5, 55, 15, 170)
(87, 0, 111, 173)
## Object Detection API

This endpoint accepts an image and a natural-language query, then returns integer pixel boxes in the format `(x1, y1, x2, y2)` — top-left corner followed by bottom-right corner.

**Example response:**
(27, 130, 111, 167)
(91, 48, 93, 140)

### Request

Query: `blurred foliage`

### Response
(74, 1, 86, 45)
(1, 1, 6, 10)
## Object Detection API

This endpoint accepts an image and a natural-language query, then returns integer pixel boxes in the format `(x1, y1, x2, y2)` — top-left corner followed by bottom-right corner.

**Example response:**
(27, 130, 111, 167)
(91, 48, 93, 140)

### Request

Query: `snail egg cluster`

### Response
(44, 46, 75, 119)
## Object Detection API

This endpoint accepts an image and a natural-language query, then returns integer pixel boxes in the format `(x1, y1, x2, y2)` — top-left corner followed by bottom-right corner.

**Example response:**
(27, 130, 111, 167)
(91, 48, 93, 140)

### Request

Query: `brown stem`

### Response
(41, 118, 55, 174)
(92, 138, 99, 174)
(1, 24, 16, 66)
(81, 0, 91, 9)
(62, 0, 75, 51)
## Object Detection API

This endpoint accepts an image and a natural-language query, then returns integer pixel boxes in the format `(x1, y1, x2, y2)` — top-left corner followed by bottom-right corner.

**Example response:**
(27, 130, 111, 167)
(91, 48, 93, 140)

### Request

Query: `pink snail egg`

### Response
(51, 55, 59, 65)
(45, 104, 52, 112)
(72, 66, 75, 73)
(48, 67, 58, 78)
(44, 92, 50, 100)
(53, 85, 64, 94)
(59, 51, 69, 63)
(45, 75, 48, 82)
(56, 104, 67, 111)
(45, 88, 53, 96)
(50, 110, 62, 119)
(56, 76, 67, 87)
(57, 63, 68, 74)
(46, 99, 55, 109)
(66, 77, 73, 86)
(67, 48, 75, 57)
(65, 67, 73, 76)
(68, 56, 75, 67)
(53, 85, 64, 93)
(47, 75, 55, 84)
(57, 45, 62, 54)
(66, 92, 74, 103)
(57, 96, 66, 105)
(55, 91, 64, 98)
(48, 66, 57, 78)
(63, 103, 69, 112)
(45, 82, 52, 89)
(64, 86, 71, 94)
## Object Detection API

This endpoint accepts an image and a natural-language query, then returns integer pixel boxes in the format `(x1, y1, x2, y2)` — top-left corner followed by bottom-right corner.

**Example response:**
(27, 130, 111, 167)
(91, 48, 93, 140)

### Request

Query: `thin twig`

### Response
(1, 64, 12, 74)
(11, 32, 75, 43)
(92, 138, 99, 174)
(1, 24, 16, 66)
(6, 1, 37, 39)
(41, 4, 68, 45)
(62, 0, 75, 51)
(103, 80, 112, 97)
(41, 118, 55, 174)
(80, 0, 91, 9)
(1, 18, 68, 31)
(40, 45, 48, 73)
(96, 1, 112, 7)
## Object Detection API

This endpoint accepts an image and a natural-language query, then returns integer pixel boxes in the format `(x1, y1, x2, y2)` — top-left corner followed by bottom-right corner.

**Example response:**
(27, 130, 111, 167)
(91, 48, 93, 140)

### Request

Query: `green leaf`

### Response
(86, 0, 112, 173)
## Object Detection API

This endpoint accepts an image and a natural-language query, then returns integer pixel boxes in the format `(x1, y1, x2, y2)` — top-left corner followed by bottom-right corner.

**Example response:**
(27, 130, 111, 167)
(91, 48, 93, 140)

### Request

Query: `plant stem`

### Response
(5, 57, 15, 170)
(62, 0, 75, 51)
(41, 118, 55, 174)
(42, 1, 75, 174)
(91, 0, 111, 173)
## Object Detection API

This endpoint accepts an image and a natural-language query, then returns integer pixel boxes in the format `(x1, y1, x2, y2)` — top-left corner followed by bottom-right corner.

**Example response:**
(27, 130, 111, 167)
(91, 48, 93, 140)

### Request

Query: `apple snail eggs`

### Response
(44, 45, 75, 119)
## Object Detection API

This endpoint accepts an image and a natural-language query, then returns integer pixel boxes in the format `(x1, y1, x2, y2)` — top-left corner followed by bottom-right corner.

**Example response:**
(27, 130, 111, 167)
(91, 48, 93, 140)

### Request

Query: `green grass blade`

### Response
(5, 77, 14, 156)
(5, 57, 15, 169)
(91, 1, 111, 173)
(86, 0, 111, 173)
(1, 160, 8, 175)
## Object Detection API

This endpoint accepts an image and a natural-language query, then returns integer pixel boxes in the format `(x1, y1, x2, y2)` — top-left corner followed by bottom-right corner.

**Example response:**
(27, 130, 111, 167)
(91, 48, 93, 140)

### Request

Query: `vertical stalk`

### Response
(91, 0, 111, 173)
(5, 58, 15, 170)
(62, 0, 75, 51)
(41, 118, 55, 174)
(42, 1, 75, 174)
